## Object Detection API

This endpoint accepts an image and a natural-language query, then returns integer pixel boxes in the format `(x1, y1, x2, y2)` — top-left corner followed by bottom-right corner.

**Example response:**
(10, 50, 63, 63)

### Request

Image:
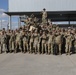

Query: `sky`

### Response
(0, 0, 8, 11)
(0, 0, 18, 30)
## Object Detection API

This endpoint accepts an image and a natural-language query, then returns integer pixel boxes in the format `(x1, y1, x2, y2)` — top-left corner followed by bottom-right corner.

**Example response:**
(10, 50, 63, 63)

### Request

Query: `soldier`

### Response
(60, 28, 66, 53)
(1, 31, 7, 53)
(22, 31, 28, 53)
(41, 31, 47, 54)
(55, 31, 62, 55)
(41, 8, 47, 24)
(2, 28, 6, 33)
(47, 32, 54, 54)
(9, 30, 16, 53)
(33, 30, 40, 54)
(39, 30, 43, 53)
(29, 15, 34, 26)
(26, 31, 31, 52)
(24, 18, 29, 25)
(65, 30, 74, 55)
(7, 29, 12, 52)
(15, 30, 22, 53)
(34, 17, 38, 23)
(48, 19, 52, 26)
(29, 31, 34, 53)
(74, 33, 76, 52)
(0, 32, 2, 53)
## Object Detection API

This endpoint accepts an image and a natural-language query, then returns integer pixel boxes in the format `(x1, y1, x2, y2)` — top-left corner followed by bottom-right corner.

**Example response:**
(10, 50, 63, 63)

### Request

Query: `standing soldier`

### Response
(65, 30, 74, 55)
(29, 31, 34, 53)
(33, 30, 40, 54)
(55, 31, 62, 55)
(7, 29, 12, 52)
(0, 32, 2, 53)
(26, 31, 31, 52)
(39, 30, 43, 54)
(74, 33, 76, 52)
(41, 8, 47, 24)
(60, 28, 66, 53)
(22, 31, 28, 53)
(47, 32, 54, 54)
(24, 18, 29, 26)
(15, 30, 22, 53)
(1, 31, 7, 53)
(41, 31, 47, 54)
(9, 30, 16, 53)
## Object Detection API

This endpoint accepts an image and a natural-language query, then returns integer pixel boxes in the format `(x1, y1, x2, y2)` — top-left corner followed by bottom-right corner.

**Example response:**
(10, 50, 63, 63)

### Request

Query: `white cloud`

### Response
(2, 13, 8, 17)
(0, 9, 5, 14)
(2, 20, 6, 22)
(0, 20, 18, 30)
(0, 8, 7, 18)
(0, 9, 6, 12)
(0, 13, 8, 18)
(0, 20, 8, 22)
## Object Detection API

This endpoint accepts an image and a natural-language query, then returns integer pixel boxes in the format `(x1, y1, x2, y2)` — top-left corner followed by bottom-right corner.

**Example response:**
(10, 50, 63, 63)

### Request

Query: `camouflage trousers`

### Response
(52, 42, 62, 55)
(1, 43, 7, 53)
(58, 43, 61, 54)
(30, 42, 33, 53)
(42, 18, 47, 24)
(15, 40, 22, 53)
(9, 41, 15, 52)
(34, 41, 40, 53)
(0, 43, 1, 53)
(23, 42, 28, 53)
(48, 43, 53, 54)
(42, 43, 47, 54)
(65, 42, 71, 54)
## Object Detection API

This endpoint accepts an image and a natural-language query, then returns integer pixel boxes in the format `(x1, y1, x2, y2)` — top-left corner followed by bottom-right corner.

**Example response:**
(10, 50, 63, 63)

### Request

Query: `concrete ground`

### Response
(0, 53, 76, 75)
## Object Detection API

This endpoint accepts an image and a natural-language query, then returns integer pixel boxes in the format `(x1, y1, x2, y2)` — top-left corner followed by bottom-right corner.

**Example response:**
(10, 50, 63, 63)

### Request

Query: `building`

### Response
(5, 0, 76, 29)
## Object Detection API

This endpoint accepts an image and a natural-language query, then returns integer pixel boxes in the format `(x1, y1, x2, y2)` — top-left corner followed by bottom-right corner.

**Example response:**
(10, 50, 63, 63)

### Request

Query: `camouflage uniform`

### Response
(7, 31, 12, 52)
(15, 31, 22, 53)
(23, 31, 28, 53)
(74, 34, 76, 52)
(33, 31, 40, 54)
(9, 31, 16, 53)
(24, 18, 29, 25)
(42, 9, 47, 24)
(0, 32, 2, 53)
(47, 32, 54, 54)
(55, 32, 62, 55)
(41, 32, 47, 54)
(65, 32, 74, 55)
(1, 32, 7, 53)
(29, 32, 34, 53)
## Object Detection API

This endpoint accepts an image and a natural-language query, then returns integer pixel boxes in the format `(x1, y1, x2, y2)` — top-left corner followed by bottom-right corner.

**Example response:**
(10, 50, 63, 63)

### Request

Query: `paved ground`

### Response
(0, 53, 76, 75)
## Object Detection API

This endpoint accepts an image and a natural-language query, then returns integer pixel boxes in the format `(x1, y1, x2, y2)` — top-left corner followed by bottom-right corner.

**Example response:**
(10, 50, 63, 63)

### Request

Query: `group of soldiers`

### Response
(0, 9, 76, 55)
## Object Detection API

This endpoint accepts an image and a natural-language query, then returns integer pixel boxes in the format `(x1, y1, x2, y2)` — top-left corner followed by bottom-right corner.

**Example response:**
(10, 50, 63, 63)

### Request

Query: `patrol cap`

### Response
(43, 8, 46, 10)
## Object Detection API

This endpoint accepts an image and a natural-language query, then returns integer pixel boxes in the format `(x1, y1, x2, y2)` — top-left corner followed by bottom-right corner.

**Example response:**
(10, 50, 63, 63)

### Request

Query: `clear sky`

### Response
(0, 0, 8, 11)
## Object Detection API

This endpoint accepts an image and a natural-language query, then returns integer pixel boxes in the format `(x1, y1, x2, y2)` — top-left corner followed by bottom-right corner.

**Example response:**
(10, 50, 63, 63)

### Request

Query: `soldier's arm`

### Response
(45, 12, 47, 18)
(71, 35, 75, 41)
(63, 33, 67, 38)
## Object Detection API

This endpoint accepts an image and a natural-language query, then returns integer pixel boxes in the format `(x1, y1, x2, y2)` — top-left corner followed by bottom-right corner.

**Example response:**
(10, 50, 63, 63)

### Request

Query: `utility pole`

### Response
(18, 16, 21, 28)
